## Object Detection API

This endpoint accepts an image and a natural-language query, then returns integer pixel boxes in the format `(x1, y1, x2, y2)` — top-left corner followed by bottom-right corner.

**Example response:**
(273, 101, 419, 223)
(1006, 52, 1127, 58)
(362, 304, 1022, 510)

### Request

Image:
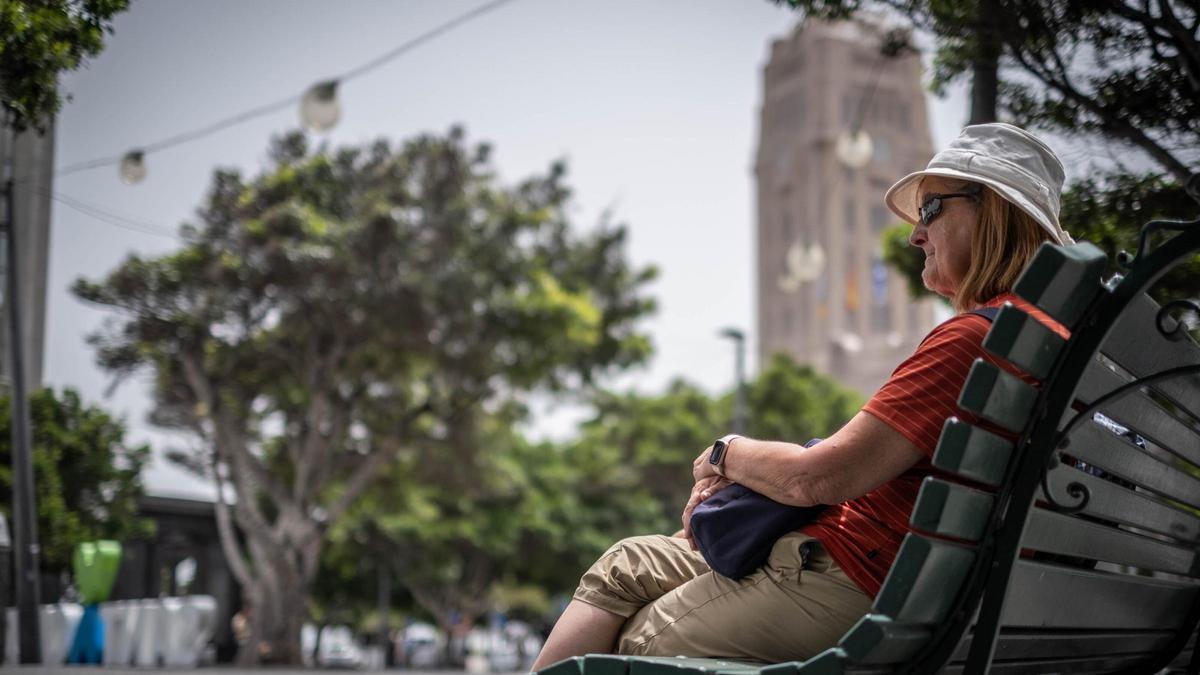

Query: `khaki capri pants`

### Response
(573, 532, 872, 663)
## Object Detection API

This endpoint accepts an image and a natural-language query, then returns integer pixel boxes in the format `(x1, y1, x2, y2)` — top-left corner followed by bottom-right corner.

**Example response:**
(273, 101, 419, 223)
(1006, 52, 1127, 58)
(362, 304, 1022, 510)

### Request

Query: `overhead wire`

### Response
(13, 183, 183, 241)
(55, 0, 520, 178)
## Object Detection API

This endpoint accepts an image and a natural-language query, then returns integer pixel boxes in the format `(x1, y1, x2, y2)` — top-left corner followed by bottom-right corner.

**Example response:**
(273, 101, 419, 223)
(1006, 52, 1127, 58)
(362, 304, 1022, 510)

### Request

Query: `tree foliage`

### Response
(0, 388, 152, 575)
(778, 0, 1199, 183)
(0, 0, 129, 131)
(73, 128, 656, 663)
(319, 354, 863, 634)
(880, 221, 935, 301)
(741, 353, 865, 442)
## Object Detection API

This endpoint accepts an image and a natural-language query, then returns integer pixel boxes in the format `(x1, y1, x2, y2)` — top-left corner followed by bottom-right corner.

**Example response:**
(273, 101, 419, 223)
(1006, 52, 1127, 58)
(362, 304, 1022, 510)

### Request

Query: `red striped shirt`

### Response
(801, 293, 1069, 598)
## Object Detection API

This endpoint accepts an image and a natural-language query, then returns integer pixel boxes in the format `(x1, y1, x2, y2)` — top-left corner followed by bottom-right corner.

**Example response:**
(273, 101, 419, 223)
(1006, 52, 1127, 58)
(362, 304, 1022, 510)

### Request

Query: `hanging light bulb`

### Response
(835, 128, 873, 169)
(119, 150, 146, 184)
(300, 80, 341, 132)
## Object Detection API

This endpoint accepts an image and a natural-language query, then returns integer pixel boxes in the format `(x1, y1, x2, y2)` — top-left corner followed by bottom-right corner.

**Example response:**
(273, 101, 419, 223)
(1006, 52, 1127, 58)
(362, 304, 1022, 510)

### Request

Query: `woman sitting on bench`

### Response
(532, 123, 1075, 670)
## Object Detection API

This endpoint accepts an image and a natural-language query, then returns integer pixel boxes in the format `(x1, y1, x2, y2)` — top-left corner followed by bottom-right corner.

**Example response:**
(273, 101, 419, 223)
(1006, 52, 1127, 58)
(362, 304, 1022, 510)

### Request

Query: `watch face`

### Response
(709, 441, 726, 465)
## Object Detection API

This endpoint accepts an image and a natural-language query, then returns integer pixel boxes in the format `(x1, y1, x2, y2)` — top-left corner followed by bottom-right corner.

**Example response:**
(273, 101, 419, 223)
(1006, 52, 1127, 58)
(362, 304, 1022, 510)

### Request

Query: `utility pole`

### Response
(1, 119, 43, 665)
(719, 328, 747, 435)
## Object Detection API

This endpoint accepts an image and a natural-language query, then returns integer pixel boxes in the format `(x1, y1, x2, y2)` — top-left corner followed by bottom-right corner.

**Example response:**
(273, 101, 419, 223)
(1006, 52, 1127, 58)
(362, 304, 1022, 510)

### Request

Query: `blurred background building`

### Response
(756, 16, 937, 397)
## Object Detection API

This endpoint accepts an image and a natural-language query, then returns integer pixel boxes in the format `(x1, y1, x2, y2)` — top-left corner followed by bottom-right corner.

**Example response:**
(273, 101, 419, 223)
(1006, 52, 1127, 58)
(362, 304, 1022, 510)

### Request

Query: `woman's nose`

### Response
(909, 224, 927, 247)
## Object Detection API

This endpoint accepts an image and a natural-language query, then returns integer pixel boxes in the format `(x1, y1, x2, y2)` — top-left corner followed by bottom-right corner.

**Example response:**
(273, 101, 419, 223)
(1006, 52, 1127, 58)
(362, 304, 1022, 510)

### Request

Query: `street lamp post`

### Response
(719, 328, 747, 435)
(1, 125, 43, 664)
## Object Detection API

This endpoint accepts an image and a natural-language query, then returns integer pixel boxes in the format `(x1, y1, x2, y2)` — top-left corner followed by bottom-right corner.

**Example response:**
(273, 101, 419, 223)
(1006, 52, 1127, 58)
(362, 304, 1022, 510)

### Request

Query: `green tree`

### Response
(319, 355, 863, 638)
(73, 128, 656, 664)
(572, 380, 720, 532)
(880, 221, 934, 301)
(0, 388, 152, 575)
(741, 353, 865, 443)
(326, 407, 543, 651)
(1, 0, 129, 131)
(323, 399, 668, 652)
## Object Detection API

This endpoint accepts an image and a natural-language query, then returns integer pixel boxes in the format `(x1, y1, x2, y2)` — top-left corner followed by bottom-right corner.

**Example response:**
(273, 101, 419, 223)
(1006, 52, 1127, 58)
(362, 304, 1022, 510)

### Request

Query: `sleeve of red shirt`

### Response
(862, 315, 992, 459)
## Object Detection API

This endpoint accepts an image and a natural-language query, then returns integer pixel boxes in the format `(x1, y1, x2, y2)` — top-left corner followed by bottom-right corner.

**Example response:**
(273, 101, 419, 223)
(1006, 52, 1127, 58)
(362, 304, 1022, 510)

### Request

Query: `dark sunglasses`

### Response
(918, 190, 980, 226)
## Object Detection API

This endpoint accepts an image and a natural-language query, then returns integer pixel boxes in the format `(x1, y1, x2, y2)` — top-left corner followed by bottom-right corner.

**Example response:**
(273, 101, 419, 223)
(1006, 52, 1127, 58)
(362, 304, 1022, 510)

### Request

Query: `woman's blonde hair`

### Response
(952, 183, 1052, 313)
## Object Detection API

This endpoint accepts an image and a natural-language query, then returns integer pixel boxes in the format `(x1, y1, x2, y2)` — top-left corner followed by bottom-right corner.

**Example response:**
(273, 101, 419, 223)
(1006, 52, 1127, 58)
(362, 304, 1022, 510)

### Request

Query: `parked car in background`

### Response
(402, 622, 443, 669)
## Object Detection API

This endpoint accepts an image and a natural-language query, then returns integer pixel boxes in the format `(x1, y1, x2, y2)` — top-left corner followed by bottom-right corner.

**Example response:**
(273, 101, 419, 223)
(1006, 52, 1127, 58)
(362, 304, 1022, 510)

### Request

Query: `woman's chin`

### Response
(921, 273, 952, 298)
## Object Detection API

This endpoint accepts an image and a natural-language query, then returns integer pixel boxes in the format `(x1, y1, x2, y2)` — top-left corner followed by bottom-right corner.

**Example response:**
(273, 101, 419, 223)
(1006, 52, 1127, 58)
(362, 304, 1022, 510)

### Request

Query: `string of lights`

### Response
(56, 0, 520, 184)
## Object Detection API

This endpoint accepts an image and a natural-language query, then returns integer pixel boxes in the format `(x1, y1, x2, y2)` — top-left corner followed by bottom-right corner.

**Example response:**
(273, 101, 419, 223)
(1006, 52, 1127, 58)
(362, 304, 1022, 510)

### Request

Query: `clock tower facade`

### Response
(755, 17, 938, 397)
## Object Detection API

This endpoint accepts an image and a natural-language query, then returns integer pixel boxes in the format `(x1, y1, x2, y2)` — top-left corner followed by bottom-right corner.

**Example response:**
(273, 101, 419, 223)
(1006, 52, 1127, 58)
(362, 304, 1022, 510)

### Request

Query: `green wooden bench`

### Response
(537, 214, 1200, 675)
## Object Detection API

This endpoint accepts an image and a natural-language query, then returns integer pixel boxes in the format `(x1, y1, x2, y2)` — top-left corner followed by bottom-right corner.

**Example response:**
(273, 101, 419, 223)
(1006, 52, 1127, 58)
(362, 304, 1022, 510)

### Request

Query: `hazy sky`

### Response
(45, 0, 976, 498)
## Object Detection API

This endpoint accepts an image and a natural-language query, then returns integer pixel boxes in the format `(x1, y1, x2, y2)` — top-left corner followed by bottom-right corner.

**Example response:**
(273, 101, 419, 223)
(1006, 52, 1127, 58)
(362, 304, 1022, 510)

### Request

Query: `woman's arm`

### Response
(692, 411, 925, 506)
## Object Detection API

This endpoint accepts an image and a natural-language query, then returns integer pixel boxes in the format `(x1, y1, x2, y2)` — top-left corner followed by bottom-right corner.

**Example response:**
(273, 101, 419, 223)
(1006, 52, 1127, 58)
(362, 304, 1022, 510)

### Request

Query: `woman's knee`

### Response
(578, 535, 702, 610)
(587, 535, 674, 588)
(597, 534, 671, 563)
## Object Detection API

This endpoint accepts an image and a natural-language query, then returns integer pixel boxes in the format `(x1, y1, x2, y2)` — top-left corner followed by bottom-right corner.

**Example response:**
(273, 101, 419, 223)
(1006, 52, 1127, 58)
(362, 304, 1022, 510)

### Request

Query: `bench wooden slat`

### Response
(582, 655, 633, 675)
(975, 629, 1175, 661)
(1074, 356, 1200, 468)
(943, 652, 1164, 675)
(982, 304, 1065, 380)
(840, 607, 1184, 667)
(1012, 242, 1108, 329)
(932, 419, 1014, 486)
(958, 360, 1039, 433)
(1044, 461, 1200, 543)
(1041, 456, 1200, 540)
(542, 656, 587, 675)
(910, 478, 993, 541)
(999, 559, 1199, 630)
(789, 649, 893, 675)
(836, 615, 928, 665)
(1101, 293, 1200, 411)
(1023, 506, 1198, 575)
(1065, 421, 1200, 507)
(872, 535, 975, 624)
(765, 649, 845, 675)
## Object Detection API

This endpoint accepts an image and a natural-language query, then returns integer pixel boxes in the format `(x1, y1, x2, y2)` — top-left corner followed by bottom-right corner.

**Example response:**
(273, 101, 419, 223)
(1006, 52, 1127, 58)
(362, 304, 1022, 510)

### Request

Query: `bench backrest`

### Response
(784, 224, 1200, 675)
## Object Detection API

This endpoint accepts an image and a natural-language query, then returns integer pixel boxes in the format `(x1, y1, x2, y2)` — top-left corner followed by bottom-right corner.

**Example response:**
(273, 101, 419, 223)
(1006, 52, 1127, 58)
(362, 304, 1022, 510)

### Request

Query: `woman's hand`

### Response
(692, 444, 719, 482)
(680, 475, 732, 550)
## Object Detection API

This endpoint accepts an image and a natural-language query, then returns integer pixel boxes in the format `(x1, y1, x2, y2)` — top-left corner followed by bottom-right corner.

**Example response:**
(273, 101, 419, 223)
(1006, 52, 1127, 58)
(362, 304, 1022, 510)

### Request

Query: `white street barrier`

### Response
(101, 600, 140, 666)
(3, 604, 83, 665)
(3, 597, 217, 667)
(131, 599, 163, 666)
(159, 595, 217, 667)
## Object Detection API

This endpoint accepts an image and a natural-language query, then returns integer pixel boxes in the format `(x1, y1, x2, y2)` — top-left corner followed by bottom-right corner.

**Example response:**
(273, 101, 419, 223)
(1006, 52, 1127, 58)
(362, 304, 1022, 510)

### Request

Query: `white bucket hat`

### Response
(884, 122, 1074, 245)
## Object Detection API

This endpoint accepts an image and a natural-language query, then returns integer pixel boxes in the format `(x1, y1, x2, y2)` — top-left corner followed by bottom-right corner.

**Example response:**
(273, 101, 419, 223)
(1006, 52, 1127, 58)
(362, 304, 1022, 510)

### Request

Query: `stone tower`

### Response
(755, 16, 938, 397)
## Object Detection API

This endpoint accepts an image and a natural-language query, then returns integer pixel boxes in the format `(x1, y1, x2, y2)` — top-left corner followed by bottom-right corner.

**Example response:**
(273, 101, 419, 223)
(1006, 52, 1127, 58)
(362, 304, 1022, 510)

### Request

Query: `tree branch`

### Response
(210, 454, 255, 589)
(322, 444, 397, 527)
(322, 400, 434, 525)
(179, 351, 289, 537)
(294, 329, 350, 504)
(1007, 38, 1195, 183)
(1154, 0, 1200, 92)
(1106, 0, 1200, 95)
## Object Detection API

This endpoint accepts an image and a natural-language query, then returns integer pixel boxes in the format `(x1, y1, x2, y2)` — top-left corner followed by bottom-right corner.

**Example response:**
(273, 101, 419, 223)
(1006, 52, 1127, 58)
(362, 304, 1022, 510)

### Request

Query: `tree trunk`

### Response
(969, 0, 1002, 124)
(228, 521, 322, 665)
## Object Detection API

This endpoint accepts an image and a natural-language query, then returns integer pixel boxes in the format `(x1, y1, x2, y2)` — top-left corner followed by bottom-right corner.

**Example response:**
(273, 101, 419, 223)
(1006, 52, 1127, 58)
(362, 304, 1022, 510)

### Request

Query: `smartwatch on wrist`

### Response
(708, 434, 742, 477)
